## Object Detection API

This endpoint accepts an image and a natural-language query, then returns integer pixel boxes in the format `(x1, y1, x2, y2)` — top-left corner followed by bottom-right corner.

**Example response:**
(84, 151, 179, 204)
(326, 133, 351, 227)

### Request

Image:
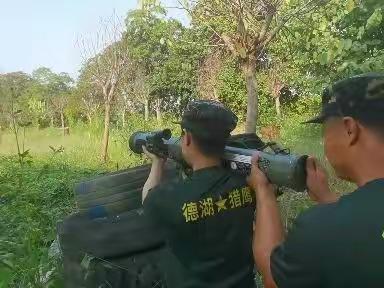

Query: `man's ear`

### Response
(343, 117, 360, 146)
(185, 132, 192, 146)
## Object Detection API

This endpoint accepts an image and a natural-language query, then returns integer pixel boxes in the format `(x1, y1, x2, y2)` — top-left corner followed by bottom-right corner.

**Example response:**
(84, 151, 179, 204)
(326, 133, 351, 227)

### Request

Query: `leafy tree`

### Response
(180, 0, 326, 132)
(217, 60, 276, 126)
(113, 60, 143, 125)
(120, 64, 151, 120)
(31, 67, 55, 126)
(0, 72, 33, 127)
(197, 50, 224, 101)
(32, 68, 74, 132)
(149, 25, 209, 116)
(125, 3, 190, 120)
(277, 0, 384, 82)
(76, 67, 103, 125)
(49, 72, 74, 133)
(253, 0, 384, 124)
(24, 80, 47, 127)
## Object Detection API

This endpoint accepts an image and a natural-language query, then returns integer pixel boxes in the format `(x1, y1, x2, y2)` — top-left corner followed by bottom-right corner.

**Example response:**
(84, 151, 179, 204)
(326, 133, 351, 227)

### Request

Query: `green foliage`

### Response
(217, 60, 247, 120)
(125, 4, 208, 113)
(278, 0, 384, 81)
(0, 156, 97, 287)
(32, 68, 73, 107)
(68, 68, 102, 126)
(0, 115, 177, 286)
(0, 68, 74, 130)
(150, 26, 210, 113)
(0, 72, 33, 127)
(217, 60, 277, 126)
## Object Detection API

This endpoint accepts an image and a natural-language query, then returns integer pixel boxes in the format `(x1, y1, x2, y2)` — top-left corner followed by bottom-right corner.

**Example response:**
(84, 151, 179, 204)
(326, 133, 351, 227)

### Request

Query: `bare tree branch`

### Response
(77, 12, 132, 161)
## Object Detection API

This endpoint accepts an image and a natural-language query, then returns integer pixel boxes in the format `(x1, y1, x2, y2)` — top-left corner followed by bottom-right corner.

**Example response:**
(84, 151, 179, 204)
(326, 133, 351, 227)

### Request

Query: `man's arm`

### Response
(247, 153, 283, 288)
(142, 146, 166, 203)
(248, 154, 339, 288)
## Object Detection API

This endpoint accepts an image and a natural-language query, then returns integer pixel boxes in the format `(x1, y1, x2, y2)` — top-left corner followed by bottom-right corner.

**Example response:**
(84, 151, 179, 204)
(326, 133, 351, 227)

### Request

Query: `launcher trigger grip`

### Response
(258, 157, 271, 173)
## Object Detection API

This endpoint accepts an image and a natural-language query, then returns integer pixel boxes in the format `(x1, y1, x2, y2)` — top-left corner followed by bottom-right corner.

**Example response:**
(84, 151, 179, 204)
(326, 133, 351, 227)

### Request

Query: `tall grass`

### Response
(0, 156, 97, 287)
(0, 115, 181, 287)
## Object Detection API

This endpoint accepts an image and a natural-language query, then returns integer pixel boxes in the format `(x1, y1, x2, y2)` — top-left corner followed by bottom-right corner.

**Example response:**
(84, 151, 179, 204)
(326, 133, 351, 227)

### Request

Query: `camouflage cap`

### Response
(305, 73, 384, 124)
(177, 100, 238, 139)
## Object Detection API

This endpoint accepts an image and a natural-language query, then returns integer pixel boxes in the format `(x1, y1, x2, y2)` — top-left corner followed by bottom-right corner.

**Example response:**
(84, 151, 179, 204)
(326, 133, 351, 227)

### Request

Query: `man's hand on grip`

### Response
(247, 152, 276, 201)
(306, 157, 338, 204)
(142, 145, 165, 165)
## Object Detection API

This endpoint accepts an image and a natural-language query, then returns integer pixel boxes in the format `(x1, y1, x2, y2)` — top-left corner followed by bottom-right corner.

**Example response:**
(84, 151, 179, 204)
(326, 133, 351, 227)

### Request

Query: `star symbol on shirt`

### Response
(215, 198, 227, 212)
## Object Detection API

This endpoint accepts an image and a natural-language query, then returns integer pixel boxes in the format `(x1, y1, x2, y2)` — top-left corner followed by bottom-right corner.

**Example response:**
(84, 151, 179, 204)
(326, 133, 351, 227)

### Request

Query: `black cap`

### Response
(305, 73, 384, 124)
(176, 100, 238, 139)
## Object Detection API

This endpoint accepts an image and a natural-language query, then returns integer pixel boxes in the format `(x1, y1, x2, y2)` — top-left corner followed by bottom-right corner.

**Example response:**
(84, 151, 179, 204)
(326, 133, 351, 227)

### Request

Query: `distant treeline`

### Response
(1, 0, 382, 160)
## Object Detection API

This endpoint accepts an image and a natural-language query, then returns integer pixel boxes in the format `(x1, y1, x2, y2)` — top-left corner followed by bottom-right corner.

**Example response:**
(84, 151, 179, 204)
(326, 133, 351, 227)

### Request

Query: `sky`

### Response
(0, 0, 188, 79)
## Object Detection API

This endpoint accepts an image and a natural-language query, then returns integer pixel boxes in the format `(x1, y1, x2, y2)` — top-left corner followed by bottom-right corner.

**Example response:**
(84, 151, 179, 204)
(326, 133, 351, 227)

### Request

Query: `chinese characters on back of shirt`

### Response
(182, 187, 253, 223)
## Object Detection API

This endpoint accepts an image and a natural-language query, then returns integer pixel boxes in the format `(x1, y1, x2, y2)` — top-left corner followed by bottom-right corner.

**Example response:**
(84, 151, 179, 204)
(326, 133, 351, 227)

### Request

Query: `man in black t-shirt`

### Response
(142, 100, 256, 288)
(248, 73, 384, 288)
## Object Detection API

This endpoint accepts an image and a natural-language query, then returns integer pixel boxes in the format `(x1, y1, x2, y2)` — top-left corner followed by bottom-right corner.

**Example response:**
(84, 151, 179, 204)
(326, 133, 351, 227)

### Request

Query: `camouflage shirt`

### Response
(271, 179, 384, 288)
(143, 166, 256, 288)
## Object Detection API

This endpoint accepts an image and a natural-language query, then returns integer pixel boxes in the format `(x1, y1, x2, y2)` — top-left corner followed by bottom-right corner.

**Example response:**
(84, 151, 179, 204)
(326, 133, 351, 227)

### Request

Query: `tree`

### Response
(0, 72, 33, 128)
(129, 65, 151, 120)
(31, 67, 54, 126)
(275, 0, 384, 83)
(268, 63, 284, 118)
(252, 0, 384, 122)
(31, 68, 73, 132)
(198, 50, 224, 101)
(148, 24, 209, 116)
(24, 80, 47, 127)
(79, 15, 131, 162)
(125, 3, 188, 121)
(76, 67, 103, 125)
(49, 72, 73, 133)
(114, 61, 142, 126)
(180, 0, 325, 132)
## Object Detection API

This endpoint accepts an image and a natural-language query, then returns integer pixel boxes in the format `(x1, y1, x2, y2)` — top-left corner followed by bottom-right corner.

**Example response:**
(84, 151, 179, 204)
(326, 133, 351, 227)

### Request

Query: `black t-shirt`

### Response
(143, 166, 256, 288)
(271, 178, 384, 288)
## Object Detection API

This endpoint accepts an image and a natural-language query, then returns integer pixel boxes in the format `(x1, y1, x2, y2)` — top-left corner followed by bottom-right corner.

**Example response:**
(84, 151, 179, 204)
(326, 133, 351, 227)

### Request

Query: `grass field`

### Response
(0, 119, 354, 287)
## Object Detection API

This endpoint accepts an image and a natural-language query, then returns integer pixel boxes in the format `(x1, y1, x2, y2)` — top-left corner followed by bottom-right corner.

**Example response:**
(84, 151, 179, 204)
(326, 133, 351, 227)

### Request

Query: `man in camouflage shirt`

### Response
(249, 73, 384, 288)
(142, 100, 256, 288)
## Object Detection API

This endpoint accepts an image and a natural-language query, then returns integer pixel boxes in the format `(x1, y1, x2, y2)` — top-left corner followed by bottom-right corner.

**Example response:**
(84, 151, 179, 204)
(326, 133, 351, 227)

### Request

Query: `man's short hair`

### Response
(359, 117, 384, 139)
(190, 132, 227, 157)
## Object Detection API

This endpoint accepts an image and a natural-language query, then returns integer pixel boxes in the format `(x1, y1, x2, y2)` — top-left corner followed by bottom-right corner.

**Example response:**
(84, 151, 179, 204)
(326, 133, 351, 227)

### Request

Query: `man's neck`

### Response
(355, 167, 384, 187)
(191, 156, 221, 172)
(353, 139, 384, 187)
(353, 154, 384, 187)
